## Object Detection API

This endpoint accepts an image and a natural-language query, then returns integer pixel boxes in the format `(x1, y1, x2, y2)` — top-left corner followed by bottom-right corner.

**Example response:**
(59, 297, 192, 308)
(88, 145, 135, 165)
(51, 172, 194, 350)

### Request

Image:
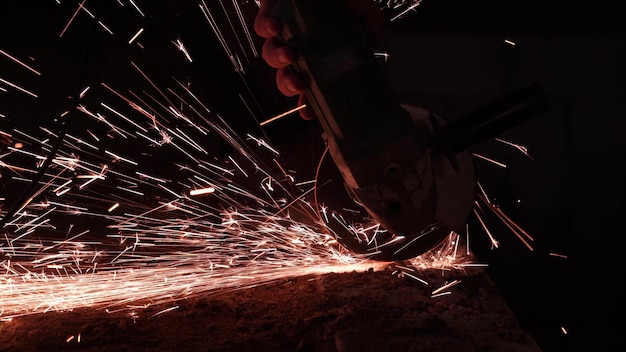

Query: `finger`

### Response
(298, 95, 316, 120)
(253, 0, 280, 38)
(262, 37, 296, 68)
(276, 67, 305, 97)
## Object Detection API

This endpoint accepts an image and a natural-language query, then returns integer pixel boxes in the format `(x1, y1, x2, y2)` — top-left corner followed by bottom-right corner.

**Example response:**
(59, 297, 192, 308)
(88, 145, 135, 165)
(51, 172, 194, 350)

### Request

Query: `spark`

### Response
(56, 187, 71, 197)
(473, 208, 500, 249)
(189, 187, 215, 196)
(148, 305, 179, 319)
(117, 186, 144, 197)
(389, 0, 424, 22)
(431, 279, 461, 295)
(472, 153, 507, 168)
(231, 0, 258, 58)
(79, 86, 90, 98)
(401, 271, 429, 286)
(45, 201, 89, 212)
(104, 150, 138, 166)
(259, 104, 308, 126)
(375, 52, 391, 62)
(78, 173, 105, 190)
(0, 77, 38, 98)
(215, 0, 253, 67)
(549, 252, 568, 259)
(477, 194, 534, 251)
(0, 49, 42, 76)
(504, 39, 516, 46)
(101, 102, 149, 133)
(495, 137, 534, 160)
(476, 181, 491, 204)
(128, 28, 144, 44)
(246, 134, 279, 155)
(136, 172, 168, 184)
(65, 133, 99, 150)
(128, 0, 145, 17)
(393, 224, 446, 255)
(80, 3, 96, 18)
(199, 1, 241, 72)
(228, 156, 248, 178)
(98, 21, 113, 35)
(59, 0, 87, 37)
(173, 39, 193, 63)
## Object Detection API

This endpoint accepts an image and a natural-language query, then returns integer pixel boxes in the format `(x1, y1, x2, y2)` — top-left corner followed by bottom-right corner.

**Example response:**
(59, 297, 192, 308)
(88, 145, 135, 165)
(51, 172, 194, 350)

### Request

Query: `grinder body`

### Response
(270, 0, 477, 260)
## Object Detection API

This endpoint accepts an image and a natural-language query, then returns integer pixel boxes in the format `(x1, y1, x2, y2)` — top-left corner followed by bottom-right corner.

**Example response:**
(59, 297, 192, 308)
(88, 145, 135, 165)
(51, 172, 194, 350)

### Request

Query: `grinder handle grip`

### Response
(270, 0, 415, 157)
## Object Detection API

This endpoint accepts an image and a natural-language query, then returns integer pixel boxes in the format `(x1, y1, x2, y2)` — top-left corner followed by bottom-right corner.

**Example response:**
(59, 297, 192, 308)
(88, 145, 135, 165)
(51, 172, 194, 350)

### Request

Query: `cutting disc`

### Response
(312, 105, 476, 261)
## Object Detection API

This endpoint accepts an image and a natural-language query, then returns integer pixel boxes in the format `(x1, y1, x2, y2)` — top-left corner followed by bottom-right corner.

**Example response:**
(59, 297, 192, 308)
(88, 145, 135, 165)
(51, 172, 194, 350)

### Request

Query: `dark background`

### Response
(1, 1, 624, 351)
(383, 2, 626, 351)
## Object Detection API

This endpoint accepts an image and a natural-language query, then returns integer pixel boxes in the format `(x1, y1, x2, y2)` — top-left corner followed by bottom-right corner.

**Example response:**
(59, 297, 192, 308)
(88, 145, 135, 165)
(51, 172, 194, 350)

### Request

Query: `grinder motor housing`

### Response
(270, 0, 479, 260)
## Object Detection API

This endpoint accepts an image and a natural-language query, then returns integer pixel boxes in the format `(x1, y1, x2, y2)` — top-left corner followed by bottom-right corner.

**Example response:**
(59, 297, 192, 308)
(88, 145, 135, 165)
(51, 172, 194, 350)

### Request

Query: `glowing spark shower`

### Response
(0, 0, 532, 323)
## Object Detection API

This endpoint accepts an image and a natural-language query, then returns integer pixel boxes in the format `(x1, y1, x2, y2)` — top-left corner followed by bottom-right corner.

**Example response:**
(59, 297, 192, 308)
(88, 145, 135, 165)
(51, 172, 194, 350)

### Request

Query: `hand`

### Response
(253, 0, 385, 120)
